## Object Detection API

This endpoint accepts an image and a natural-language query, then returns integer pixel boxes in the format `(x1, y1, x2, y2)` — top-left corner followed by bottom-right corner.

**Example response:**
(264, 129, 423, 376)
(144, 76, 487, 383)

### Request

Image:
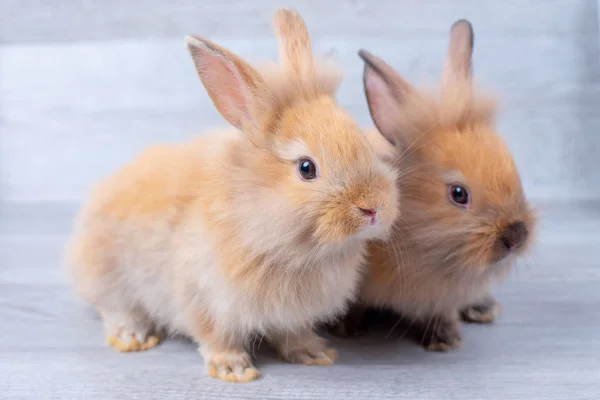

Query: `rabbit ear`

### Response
(272, 8, 315, 78)
(441, 19, 474, 91)
(185, 35, 272, 134)
(359, 49, 416, 148)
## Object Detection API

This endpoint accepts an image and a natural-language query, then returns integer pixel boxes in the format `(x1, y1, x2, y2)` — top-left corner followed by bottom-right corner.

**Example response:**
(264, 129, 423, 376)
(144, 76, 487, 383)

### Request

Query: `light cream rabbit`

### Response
(65, 8, 399, 383)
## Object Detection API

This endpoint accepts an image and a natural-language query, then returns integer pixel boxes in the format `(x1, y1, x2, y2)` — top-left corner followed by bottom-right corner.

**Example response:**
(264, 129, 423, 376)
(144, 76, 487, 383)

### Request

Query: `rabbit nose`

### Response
(359, 208, 377, 217)
(358, 207, 378, 226)
(500, 221, 528, 251)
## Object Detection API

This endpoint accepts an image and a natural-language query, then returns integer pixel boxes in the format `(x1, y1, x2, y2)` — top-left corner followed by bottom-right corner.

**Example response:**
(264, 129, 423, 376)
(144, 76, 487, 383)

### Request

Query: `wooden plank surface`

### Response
(0, 201, 599, 399)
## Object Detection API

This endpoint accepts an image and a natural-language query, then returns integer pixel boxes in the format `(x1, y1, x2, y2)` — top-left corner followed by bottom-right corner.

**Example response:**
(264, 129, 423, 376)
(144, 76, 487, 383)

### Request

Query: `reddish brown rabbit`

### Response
(331, 19, 536, 351)
(65, 9, 398, 382)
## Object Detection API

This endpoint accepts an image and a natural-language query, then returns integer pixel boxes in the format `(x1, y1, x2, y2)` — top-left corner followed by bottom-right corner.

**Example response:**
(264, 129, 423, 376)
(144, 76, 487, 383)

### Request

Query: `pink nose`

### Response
(359, 208, 377, 217)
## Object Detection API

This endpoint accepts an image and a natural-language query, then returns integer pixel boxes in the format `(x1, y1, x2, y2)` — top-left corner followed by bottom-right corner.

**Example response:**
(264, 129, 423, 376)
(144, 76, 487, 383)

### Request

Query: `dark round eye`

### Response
(448, 185, 469, 207)
(298, 158, 317, 181)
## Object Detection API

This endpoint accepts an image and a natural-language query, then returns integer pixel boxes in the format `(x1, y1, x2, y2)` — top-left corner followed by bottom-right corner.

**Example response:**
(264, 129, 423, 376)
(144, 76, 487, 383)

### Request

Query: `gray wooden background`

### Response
(1, 0, 599, 202)
(1, 1, 600, 399)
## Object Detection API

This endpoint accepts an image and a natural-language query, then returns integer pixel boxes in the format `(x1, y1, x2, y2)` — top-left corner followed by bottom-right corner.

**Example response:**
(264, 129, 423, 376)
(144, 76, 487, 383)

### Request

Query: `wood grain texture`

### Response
(0, 201, 599, 399)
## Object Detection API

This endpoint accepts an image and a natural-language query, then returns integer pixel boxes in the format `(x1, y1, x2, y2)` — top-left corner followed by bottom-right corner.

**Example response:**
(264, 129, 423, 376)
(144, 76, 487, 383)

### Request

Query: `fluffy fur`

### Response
(331, 20, 536, 351)
(65, 8, 398, 383)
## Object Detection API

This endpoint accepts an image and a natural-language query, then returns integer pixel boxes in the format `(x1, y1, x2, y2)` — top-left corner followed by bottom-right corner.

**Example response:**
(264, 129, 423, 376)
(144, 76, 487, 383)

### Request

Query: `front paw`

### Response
(460, 296, 501, 324)
(420, 316, 462, 352)
(107, 334, 160, 352)
(204, 349, 260, 383)
(281, 346, 337, 366)
(274, 331, 337, 366)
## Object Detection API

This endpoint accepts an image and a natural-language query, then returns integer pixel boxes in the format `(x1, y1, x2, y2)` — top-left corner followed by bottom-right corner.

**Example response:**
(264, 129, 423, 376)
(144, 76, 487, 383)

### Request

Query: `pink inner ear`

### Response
(193, 47, 250, 129)
(364, 67, 398, 143)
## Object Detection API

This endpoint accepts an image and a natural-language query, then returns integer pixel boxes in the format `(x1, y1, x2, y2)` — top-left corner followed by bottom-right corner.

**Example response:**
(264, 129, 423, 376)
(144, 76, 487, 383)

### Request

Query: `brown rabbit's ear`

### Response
(359, 49, 416, 148)
(441, 19, 474, 92)
(272, 8, 315, 79)
(185, 35, 272, 135)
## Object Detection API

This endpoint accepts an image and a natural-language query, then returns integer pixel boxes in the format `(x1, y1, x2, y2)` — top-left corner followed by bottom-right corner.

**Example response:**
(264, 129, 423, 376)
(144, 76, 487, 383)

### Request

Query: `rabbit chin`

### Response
(354, 220, 389, 241)
(460, 252, 518, 285)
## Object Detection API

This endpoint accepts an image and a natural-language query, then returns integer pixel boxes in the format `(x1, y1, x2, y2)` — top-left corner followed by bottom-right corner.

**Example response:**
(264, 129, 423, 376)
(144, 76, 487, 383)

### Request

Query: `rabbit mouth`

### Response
(492, 240, 528, 264)
(361, 212, 378, 227)
(355, 216, 386, 240)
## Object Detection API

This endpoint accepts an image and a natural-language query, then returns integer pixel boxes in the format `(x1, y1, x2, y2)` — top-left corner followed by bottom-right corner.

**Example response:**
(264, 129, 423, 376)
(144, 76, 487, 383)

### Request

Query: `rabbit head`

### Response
(184, 9, 399, 249)
(360, 20, 536, 275)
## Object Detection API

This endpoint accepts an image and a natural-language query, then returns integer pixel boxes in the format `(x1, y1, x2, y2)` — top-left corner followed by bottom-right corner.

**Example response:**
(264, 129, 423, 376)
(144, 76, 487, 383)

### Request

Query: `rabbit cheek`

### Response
(312, 203, 363, 244)
(448, 225, 500, 272)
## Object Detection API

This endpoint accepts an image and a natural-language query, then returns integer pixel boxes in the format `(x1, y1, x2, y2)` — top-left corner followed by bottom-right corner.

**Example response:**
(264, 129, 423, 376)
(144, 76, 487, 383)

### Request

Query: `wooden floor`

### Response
(1, 201, 599, 399)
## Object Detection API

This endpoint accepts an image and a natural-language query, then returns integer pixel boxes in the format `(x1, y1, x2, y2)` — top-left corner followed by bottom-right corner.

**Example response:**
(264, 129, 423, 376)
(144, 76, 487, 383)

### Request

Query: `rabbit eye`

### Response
(297, 158, 317, 181)
(448, 185, 469, 207)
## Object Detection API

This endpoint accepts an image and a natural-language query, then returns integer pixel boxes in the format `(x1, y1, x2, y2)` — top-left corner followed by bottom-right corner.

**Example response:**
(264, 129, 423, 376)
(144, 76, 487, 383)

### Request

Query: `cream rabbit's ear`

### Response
(272, 8, 315, 79)
(441, 19, 474, 93)
(359, 49, 418, 149)
(185, 35, 272, 137)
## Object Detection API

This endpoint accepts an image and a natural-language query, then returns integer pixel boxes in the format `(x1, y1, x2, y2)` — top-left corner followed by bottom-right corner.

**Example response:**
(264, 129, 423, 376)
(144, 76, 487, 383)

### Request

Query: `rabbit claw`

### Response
(107, 333, 160, 352)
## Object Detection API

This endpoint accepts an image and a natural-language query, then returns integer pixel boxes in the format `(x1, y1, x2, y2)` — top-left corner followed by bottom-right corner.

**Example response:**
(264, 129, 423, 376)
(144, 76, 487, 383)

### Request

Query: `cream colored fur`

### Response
(65, 8, 398, 383)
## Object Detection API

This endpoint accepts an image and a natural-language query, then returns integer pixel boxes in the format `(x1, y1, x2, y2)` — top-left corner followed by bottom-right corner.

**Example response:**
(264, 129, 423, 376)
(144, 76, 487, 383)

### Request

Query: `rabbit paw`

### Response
(106, 333, 160, 352)
(460, 296, 501, 324)
(282, 347, 338, 366)
(420, 316, 462, 352)
(274, 330, 337, 365)
(205, 350, 260, 383)
(100, 309, 160, 352)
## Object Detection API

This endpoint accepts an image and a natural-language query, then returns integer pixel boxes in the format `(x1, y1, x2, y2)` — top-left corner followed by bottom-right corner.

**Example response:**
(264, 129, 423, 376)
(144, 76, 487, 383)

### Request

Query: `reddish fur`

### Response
(353, 20, 537, 344)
